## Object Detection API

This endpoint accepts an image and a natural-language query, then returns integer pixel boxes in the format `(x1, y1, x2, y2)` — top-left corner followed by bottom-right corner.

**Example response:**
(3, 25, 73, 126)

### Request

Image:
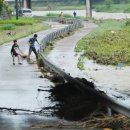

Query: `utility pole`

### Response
(15, 0, 19, 19)
(85, 0, 92, 17)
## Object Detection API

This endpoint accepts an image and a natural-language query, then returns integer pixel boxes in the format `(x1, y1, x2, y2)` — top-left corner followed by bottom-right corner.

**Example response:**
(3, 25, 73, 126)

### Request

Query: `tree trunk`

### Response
(86, 0, 92, 17)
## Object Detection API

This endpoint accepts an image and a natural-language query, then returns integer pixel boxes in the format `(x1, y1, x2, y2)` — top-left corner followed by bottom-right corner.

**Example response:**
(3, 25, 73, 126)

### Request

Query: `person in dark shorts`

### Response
(28, 34, 40, 60)
(73, 11, 77, 18)
(11, 39, 23, 65)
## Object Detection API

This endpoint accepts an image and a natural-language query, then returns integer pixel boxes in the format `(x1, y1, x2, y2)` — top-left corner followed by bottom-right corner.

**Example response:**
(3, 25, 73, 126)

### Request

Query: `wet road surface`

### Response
(0, 22, 64, 110)
(0, 22, 67, 129)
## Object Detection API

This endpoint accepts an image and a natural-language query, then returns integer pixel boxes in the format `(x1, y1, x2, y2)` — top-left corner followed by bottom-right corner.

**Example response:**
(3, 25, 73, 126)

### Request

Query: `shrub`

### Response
(63, 14, 72, 18)
(46, 13, 73, 18)
(46, 13, 58, 17)
(125, 19, 130, 26)
(0, 17, 34, 25)
(0, 24, 15, 30)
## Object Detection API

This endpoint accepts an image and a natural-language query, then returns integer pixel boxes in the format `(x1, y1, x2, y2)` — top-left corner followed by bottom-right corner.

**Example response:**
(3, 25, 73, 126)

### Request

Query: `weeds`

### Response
(46, 13, 73, 18)
(0, 17, 34, 25)
(0, 17, 49, 45)
(75, 20, 130, 66)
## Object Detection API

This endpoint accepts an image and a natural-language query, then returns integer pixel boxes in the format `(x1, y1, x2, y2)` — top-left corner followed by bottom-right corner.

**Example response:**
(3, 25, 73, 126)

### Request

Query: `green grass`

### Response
(93, 4, 130, 13)
(0, 24, 15, 30)
(46, 13, 58, 17)
(46, 13, 73, 18)
(32, 5, 85, 11)
(0, 16, 49, 45)
(46, 13, 84, 19)
(77, 56, 85, 70)
(44, 44, 53, 55)
(0, 17, 35, 25)
(8, 2, 130, 13)
(32, 4, 130, 13)
(75, 20, 130, 66)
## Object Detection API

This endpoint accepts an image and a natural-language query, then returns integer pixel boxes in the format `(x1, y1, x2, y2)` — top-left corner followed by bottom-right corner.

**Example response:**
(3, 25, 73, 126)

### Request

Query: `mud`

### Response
(47, 80, 107, 121)
(36, 79, 130, 130)
(37, 59, 130, 129)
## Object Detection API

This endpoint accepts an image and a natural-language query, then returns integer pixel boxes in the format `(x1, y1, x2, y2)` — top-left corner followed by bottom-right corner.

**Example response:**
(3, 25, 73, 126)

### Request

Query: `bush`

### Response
(75, 20, 130, 65)
(63, 14, 72, 18)
(0, 17, 34, 25)
(0, 24, 15, 30)
(125, 19, 130, 26)
(46, 13, 73, 18)
(46, 13, 58, 17)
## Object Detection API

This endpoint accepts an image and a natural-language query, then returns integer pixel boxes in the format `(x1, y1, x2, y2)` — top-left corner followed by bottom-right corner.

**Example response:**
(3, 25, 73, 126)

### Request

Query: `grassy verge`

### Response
(32, 5, 85, 11)
(46, 13, 83, 19)
(33, 4, 130, 13)
(93, 4, 130, 13)
(75, 19, 130, 68)
(46, 13, 73, 18)
(0, 17, 49, 45)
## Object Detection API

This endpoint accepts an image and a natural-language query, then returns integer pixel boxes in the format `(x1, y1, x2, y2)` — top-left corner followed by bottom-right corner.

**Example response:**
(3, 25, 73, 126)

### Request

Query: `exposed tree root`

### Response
(0, 107, 41, 114)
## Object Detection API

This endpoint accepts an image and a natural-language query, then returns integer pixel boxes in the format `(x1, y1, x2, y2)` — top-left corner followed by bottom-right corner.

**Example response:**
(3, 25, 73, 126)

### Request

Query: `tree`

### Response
(104, 0, 113, 8)
(0, 0, 9, 16)
(0, 0, 4, 14)
(86, 0, 92, 17)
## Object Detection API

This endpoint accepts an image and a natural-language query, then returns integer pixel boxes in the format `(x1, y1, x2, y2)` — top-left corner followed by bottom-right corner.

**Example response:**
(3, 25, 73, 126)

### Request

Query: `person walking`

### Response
(73, 11, 77, 18)
(28, 34, 40, 60)
(11, 39, 23, 65)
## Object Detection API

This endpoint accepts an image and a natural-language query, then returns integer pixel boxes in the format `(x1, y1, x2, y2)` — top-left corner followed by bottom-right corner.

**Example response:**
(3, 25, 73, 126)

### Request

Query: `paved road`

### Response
(0, 22, 69, 130)
(0, 22, 66, 111)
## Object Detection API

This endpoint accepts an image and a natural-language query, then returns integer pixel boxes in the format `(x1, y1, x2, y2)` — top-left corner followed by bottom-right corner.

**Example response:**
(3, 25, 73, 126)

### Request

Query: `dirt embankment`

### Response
(49, 80, 105, 121)
(37, 60, 130, 130)
(48, 80, 130, 129)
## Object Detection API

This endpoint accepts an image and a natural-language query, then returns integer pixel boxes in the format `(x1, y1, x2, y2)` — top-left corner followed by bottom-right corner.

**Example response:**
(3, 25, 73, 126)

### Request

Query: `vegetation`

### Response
(32, 0, 130, 13)
(0, 17, 49, 45)
(32, 5, 85, 11)
(44, 42, 55, 55)
(46, 13, 83, 19)
(7, 0, 130, 13)
(46, 13, 73, 18)
(0, 17, 34, 25)
(77, 57, 85, 70)
(75, 19, 130, 66)
(93, 3, 130, 13)
(0, 0, 11, 18)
